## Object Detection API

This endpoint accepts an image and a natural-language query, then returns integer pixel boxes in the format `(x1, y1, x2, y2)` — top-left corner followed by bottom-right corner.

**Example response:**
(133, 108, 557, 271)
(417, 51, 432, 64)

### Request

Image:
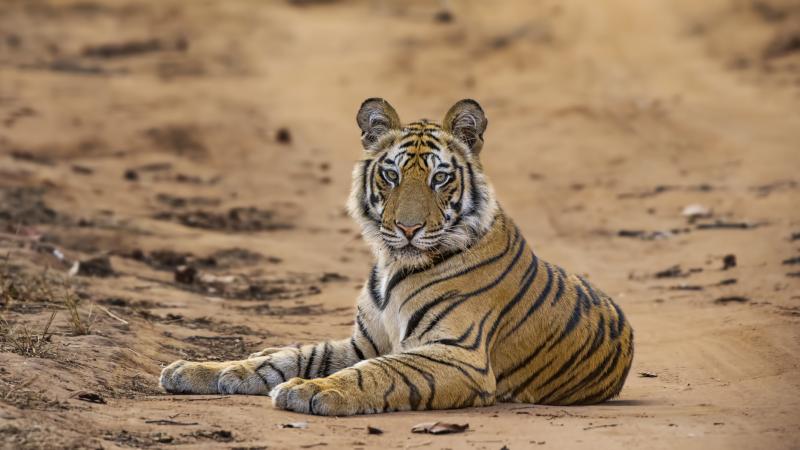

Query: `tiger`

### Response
(159, 98, 634, 416)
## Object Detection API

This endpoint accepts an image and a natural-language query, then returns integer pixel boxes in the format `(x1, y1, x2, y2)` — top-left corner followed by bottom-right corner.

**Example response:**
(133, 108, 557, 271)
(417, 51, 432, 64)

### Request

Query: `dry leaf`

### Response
(278, 422, 308, 429)
(70, 390, 106, 404)
(411, 421, 469, 435)
(681, 203, 712, 220)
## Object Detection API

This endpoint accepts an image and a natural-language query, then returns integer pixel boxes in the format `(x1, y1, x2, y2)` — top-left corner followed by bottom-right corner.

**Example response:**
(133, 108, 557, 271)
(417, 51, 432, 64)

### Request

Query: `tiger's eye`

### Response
(383, 169, 398, 182)
(433, 172, 449, 184)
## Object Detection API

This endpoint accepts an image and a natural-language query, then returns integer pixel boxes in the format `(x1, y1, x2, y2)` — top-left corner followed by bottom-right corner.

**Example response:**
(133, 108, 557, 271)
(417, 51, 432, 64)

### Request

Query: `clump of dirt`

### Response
(210, 247, 280, 266)
(155, 193, 221, 209)
(185, 429, 234, 442)
(164, 335, 251, 361)
(125, 247, 275, 271)
(763, 24, 800, 58)
(144, 125, 207, 159)
(175, 271, 323, 301)
(0, 187, 64, 231)
(126, 249, 215, 271)
(236, 302, 351, 317)
(160, 314, 257, 335)
(275, 127, 292, 144)
(97, 297, 169, 310)
(116, 374, 164, 398)
(654, 265, 703, 279)
(105, 430, 176, 447)
(10, 150, 53, 166)
(154, 205, 298, 232)
(82, 38, 177, 59)
(77, 256, 115, 277)
(0, 378, 68, 411)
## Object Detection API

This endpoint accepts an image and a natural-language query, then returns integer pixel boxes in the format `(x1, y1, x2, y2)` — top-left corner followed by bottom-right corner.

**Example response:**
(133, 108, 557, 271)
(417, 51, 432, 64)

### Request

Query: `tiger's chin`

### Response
(386, 243, 450, 269)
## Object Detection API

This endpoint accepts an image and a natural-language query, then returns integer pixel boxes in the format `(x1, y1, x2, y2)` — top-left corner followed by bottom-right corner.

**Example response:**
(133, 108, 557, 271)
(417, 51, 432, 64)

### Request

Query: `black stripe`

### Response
(538, 315, 607, 403)
(360, 160, 372, 220)
(451, 156, 465, 212)
(500, 260, 553, 341)
(438, 323, 474, 346)
(551, 266, 566, 305)
(432, 308, 492, 350)
(303, 345, 318, 379)
(424, 139, 441, 152)
(256, 359, 287, 383)
(354, 368, 364, 391)
(319, 341, 332, 376)
(402, 290, 460, 341)
(371, 362, 395, 412)
(376, 359, 422, 410)
(546, 284, 590, 351)
(356, 311, 380, 356)
(578, 275, 603, 306)
(406, 347, 491, 375)
(388, 356, 438, 410)
(351, 337, 366, 361)
(465, 162, 483, 217)
(403, 351, 486, 391)
(495, 329, 557, 385)
(509, 356, 556, 398)
(610, 300, 627, 340)
(485, 254, 539, 347)
(558, 341, 619, 403)
(571, 341, 626, 404)
(529, 324, 597, 401)
(368, 266, 383, 309)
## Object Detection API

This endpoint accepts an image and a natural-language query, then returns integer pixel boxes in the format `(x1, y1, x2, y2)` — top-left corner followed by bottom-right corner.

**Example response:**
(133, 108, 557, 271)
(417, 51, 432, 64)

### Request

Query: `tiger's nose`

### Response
(396, 221, 424, 239)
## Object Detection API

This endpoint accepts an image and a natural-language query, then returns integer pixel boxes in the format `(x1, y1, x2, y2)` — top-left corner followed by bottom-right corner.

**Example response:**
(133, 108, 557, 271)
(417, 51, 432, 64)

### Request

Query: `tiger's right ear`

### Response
(356, 98, 401, 150)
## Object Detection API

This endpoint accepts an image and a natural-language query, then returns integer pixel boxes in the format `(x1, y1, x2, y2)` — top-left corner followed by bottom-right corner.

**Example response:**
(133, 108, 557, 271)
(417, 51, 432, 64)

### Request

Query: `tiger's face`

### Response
(348, 99, 498, 268)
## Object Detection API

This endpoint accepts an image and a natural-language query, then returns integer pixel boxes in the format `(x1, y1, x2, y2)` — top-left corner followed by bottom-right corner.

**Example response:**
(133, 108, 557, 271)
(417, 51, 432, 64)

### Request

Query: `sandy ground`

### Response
(1, 0, 799, 449)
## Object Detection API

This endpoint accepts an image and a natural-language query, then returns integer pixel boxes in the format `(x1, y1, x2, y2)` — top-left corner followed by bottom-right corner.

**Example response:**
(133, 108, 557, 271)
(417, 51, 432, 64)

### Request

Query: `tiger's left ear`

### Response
(357, 98, 401, 150)
(443, 99, 488, 155)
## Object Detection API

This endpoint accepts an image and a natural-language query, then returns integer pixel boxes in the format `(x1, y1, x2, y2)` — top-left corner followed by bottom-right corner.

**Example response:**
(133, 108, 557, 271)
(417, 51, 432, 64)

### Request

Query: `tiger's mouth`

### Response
(394, 244, 423, 255)
(387, 239, 443, 260)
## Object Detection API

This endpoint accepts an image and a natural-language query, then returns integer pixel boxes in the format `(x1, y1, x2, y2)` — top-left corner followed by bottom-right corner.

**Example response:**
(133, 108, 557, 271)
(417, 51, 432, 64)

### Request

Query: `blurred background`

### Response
(0, 0, 799, 448)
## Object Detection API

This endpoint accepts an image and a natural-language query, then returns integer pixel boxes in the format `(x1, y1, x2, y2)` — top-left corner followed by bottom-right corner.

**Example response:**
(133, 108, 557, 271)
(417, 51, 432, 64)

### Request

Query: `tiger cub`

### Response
(160, 99, 634, 415)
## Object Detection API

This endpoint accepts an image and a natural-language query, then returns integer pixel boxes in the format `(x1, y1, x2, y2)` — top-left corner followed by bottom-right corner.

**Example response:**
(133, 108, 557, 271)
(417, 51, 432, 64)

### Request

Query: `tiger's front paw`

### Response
(160, 360, 227, 394)
(270, 378, 357, 416)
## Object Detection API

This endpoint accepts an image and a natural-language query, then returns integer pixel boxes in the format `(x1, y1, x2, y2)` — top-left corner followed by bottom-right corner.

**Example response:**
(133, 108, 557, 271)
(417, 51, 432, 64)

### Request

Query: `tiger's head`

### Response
(348, 98, 498, 269)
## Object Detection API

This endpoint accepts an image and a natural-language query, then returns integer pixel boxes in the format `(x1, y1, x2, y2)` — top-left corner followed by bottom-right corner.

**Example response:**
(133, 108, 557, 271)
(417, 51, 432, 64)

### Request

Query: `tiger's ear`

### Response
(443, 99, 488, 155)
(357, 98, 401, 150)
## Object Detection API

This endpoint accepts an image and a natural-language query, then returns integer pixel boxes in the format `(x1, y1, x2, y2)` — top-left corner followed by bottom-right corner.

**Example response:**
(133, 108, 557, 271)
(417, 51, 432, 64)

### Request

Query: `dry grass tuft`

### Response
(0, 311, 57, 358)
(63, 291, 93, 336)
(1, 255, 61, 308)
(1, 252, 94, 336)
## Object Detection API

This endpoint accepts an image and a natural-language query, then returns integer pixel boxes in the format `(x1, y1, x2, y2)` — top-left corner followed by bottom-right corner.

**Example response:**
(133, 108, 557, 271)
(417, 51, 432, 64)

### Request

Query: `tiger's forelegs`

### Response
(160, 338, 368, 395)
(271, 345, 496, 416)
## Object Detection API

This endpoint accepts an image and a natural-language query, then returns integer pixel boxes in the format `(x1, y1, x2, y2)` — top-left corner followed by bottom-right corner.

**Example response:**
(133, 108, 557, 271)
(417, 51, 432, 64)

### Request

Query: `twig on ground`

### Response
(96, 304, 129, 325)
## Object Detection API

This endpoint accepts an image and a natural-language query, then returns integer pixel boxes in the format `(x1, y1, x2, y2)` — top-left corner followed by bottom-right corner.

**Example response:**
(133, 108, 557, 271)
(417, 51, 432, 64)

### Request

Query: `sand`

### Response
(0, 0, 799, 448)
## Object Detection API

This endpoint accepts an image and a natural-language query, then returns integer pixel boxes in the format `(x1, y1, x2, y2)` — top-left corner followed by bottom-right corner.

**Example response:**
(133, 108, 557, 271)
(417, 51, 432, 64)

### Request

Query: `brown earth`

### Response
(1, 0, 799, 449)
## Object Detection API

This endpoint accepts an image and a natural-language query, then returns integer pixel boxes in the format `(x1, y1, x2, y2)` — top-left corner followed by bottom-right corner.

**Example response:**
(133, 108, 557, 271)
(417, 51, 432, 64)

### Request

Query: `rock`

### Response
(78, 256, 115, 277)
(174, 265, 197, 284)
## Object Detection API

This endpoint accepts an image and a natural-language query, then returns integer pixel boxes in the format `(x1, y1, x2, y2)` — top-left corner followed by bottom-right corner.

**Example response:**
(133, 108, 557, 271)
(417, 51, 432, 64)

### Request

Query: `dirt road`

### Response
(1, 0, 799, 448)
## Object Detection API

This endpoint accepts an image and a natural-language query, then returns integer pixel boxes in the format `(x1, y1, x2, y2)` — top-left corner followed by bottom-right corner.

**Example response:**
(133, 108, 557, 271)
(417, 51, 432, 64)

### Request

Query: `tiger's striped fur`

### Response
(160, 99, 634, 415)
